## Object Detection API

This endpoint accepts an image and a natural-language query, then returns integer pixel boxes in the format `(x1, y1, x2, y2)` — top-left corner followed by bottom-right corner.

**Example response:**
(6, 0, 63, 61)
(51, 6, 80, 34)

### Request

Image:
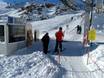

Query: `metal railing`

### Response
(59, 47, 104, 78)
(62, 63, 104, 78)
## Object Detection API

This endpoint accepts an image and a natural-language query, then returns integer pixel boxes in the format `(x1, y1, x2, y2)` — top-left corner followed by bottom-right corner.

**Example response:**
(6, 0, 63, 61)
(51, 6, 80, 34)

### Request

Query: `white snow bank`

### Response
(31, 12, 84, 41)
(31, 13, 83, 31)
(0, 52, 60, 78)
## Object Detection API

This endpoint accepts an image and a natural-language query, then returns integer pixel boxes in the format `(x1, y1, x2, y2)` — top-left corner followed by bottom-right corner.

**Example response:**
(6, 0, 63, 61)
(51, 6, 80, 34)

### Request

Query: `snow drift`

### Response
(0, 51, 60, 78)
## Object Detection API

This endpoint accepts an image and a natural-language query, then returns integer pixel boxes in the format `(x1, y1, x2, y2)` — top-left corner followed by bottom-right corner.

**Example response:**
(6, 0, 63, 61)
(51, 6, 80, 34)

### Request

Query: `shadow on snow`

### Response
(13, 39, 98, 57)
(49, 40, 98, 56)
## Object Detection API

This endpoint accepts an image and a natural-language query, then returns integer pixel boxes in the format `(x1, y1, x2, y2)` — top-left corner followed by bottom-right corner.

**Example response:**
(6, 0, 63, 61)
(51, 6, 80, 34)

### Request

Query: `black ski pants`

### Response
(55, 40, 62, 52)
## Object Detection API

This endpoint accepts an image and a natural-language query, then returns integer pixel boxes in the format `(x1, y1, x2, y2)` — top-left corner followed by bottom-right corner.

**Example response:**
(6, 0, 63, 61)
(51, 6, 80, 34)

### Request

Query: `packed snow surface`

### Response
(0, 51, 59, 78)
(0, 8, 104, 78)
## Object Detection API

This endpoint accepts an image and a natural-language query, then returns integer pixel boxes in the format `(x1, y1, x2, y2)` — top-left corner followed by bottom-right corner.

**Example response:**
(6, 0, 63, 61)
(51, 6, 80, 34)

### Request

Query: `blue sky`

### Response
(0, 0, 59, 4)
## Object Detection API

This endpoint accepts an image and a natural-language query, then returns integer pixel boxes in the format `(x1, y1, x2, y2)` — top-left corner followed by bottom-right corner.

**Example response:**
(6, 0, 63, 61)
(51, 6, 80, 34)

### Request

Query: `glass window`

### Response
(8, 25, 25, 43)
(0, 25, 4, 42)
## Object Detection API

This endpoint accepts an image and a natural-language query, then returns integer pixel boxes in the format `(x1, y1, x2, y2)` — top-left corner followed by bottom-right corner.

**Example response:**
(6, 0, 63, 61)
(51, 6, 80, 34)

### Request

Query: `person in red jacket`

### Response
(54, 27, 64, 52)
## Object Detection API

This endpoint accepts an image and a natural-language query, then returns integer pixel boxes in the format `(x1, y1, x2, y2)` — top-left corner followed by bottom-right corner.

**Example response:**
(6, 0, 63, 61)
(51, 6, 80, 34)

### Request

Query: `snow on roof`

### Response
(0, 15, 26, 24)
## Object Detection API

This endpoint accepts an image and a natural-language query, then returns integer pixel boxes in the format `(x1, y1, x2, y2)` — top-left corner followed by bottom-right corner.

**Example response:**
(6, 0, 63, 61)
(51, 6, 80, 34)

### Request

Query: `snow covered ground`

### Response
(0, 51, 60, 78)
(83, 45, 104, 78)
(0, 9, 104, 78)
(31, 11, 84, 41)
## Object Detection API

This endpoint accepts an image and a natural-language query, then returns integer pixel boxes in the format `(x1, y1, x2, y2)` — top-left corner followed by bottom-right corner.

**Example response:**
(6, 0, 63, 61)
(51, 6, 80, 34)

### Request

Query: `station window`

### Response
(0, 25, 4, 42)
(8, 25, 25, 43)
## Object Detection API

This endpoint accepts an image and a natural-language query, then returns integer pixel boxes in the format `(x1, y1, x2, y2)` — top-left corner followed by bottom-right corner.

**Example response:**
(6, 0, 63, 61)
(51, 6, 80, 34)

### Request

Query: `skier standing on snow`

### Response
(54, 27, 64, 52)
(41, 33, 50, 54)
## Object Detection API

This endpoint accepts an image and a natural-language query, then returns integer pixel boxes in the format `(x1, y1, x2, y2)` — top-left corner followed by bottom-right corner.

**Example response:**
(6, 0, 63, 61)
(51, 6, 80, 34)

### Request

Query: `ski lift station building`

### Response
(0, 15, 27, 55)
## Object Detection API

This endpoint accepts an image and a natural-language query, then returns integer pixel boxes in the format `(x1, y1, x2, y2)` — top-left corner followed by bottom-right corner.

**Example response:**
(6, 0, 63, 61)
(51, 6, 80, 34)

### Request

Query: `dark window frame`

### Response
(8, 25, 25, 43)
(0, 25, 4, 42)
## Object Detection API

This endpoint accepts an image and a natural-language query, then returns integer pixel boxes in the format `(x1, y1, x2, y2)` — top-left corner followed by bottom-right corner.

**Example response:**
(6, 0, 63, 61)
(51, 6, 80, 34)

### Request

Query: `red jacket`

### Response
(55, 31, 64, 41)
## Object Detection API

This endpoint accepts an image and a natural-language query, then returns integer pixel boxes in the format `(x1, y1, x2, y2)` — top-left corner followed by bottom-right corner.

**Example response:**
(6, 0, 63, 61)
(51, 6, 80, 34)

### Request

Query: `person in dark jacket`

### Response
(76, 25, 82, 34)
(41, 33, 50, 54)
(79, 25, 82, 34)
(76, 25, 80, 34)
(55, 27, 64, 52)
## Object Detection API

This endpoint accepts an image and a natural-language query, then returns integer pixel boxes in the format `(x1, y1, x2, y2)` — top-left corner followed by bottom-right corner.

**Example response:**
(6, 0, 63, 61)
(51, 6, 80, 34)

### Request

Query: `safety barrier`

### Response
(62, 56, 104, 78)
(58, 47, 104, 78)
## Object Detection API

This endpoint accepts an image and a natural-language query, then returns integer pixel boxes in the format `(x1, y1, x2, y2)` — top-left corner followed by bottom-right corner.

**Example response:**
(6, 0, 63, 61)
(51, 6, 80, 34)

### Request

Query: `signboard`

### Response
(88, 28, 96, 41)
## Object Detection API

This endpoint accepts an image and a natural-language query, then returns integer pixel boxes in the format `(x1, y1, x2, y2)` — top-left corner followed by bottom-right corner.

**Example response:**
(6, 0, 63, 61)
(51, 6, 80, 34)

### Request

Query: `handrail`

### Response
(89, 54, 104, 73)
(60, 50, 104, 78)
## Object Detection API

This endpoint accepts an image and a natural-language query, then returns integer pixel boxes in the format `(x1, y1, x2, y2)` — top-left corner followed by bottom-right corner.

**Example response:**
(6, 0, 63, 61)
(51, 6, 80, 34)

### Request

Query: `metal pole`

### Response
(102, 0, 103, 9)
(84, 0, 94, 64)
